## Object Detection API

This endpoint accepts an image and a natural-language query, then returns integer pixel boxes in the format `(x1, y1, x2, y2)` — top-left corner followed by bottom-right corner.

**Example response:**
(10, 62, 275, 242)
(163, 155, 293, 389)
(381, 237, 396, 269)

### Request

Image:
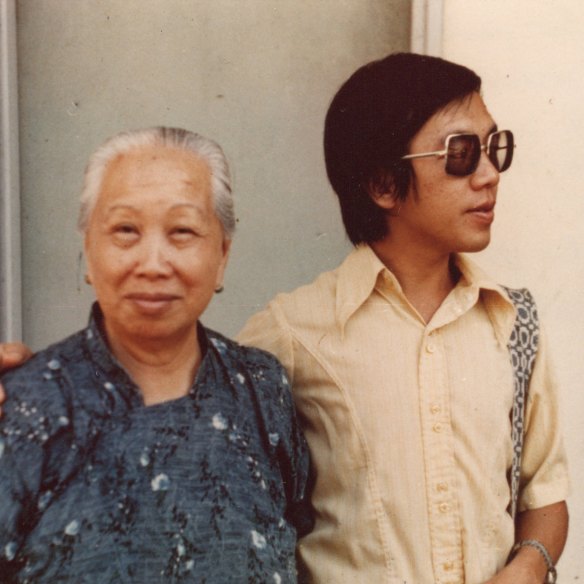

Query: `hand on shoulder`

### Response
(0, 342, 33, 371)
(0, 342, 34, 415)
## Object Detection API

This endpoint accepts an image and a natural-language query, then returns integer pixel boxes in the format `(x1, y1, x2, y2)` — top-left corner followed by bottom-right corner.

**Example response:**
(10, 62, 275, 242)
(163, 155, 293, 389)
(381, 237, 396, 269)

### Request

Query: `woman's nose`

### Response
(135, 235, 173, 278)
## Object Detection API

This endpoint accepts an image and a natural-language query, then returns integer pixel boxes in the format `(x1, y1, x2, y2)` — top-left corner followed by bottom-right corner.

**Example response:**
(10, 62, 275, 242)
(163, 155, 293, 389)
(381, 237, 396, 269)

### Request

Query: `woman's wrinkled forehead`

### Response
(98, 147, 200, 199)
(101, 145, 210, 192)
(91, 145, 215, 221)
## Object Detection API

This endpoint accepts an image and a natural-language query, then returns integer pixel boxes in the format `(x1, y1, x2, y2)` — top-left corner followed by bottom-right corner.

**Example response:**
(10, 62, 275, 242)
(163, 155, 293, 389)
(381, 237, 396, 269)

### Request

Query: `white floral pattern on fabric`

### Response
(0, 303, 311, 583)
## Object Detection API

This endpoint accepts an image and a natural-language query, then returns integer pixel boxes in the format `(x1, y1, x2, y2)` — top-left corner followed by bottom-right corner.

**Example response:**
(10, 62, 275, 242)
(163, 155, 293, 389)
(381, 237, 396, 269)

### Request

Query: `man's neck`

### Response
(370, 238, 460, 324)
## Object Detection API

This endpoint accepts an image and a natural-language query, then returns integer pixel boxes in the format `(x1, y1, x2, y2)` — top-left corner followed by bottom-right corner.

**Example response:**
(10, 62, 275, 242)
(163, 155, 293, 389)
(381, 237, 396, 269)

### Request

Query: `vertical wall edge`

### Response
(410, 0, 444, 56)
(0, 0, 22, 340)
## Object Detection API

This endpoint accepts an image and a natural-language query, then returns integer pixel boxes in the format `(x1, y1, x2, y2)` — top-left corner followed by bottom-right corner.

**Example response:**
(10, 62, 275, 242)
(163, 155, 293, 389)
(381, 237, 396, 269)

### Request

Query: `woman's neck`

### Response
(105, 324, 202, 406)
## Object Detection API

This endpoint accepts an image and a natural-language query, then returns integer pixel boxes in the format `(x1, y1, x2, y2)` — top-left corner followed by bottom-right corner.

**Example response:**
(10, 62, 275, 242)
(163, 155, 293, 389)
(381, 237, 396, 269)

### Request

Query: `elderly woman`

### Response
(0, 127, 310, 582)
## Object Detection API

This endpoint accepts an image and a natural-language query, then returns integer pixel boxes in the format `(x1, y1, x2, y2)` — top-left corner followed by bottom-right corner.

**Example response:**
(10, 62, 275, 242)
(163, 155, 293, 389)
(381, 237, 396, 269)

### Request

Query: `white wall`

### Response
(16, 1, 579, 575)
(16, 0, 410, 349)
(443, 1, 584, 576)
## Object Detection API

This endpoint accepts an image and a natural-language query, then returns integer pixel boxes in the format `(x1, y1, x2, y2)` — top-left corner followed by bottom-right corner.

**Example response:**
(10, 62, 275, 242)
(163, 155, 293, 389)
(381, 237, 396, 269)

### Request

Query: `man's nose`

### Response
(471, 150, 500, 189)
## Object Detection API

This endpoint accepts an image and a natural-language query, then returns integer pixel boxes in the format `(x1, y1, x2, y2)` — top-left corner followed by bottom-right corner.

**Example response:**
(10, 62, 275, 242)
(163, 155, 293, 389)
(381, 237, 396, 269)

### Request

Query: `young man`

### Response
(0, 54, 570, 583)
(238, 54, 569, 583)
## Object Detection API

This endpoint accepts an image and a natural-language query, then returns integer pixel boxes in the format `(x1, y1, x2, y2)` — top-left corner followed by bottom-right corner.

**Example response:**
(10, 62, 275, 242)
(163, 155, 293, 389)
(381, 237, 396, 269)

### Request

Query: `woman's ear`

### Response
(83, 234, 95, 284)
(215, 238, 232, 290)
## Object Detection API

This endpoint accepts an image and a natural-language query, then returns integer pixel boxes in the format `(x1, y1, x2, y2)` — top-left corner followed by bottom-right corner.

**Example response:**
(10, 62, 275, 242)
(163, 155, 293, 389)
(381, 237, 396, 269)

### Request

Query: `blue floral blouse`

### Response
(0, 305, 311, 583)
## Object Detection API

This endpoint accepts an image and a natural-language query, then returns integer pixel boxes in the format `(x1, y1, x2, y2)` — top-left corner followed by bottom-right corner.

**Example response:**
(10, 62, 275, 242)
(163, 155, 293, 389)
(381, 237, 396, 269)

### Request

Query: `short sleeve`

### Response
(518, 325, 571, 511)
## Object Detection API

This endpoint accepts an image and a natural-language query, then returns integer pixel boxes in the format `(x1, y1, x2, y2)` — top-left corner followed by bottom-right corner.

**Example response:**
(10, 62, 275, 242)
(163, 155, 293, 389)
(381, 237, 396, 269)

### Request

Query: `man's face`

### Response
(389, 92, 501, 256)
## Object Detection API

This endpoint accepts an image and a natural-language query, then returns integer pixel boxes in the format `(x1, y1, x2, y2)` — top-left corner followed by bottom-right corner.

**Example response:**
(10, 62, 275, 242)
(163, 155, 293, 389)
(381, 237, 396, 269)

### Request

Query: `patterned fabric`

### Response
(504, 287, 540, 520)
(0, 304, 311, 583)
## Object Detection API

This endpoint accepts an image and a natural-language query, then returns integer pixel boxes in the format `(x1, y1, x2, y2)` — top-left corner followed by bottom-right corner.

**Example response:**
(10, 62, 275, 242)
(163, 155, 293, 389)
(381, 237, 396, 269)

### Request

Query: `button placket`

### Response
(418, 327, 464, 581)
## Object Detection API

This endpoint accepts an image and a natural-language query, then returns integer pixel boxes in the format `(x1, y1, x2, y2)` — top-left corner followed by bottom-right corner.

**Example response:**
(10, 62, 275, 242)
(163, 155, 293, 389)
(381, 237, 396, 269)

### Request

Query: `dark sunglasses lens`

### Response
(445, 134, 480, 176)
(488, 130, 514, 173)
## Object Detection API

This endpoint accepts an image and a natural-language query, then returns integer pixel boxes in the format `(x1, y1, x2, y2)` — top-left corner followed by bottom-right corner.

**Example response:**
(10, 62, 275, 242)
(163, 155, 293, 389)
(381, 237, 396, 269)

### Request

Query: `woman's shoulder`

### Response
(0, 328, 89, 429)
(204, 327, 293, 410)
(1, 328, 87, 387)
(205, 327, 287, 374)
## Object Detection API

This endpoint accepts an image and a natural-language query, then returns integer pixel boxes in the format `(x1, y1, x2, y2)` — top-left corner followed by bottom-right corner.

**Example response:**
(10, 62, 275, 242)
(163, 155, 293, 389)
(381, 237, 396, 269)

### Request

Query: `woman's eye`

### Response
(112, 224, 139, 242)
(171, 226, 198, 239)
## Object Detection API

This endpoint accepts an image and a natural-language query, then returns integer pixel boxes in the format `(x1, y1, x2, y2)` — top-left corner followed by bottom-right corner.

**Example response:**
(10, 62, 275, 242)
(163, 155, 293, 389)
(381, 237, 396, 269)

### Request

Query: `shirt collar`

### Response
(336, 245, 387, 332)
(335, 246, 517, 346)
(453, 255, 517, 346)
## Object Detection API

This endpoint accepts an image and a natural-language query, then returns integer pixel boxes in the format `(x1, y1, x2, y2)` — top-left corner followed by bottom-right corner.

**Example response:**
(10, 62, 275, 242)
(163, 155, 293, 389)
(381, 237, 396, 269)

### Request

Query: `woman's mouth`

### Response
(125, 293, 180, 313)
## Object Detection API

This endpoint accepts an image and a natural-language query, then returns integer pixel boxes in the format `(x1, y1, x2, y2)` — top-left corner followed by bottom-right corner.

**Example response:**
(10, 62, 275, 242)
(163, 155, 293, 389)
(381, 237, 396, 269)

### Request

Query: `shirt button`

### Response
(430, 404, 441, 414)
(426, 343, 436, 353)
(432, 423, 443, 433)
(438, 502, 450, 513)
(437, 482, 449, 492)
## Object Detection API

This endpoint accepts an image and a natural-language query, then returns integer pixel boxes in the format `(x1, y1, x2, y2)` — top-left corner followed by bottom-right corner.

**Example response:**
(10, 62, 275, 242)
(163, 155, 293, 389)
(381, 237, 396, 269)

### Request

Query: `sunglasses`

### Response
(401, 130, 514, 177)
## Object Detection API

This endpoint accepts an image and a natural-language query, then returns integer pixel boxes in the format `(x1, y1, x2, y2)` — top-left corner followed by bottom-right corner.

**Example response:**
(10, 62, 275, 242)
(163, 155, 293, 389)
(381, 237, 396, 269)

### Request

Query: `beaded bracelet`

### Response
(510, 539, 557, 584)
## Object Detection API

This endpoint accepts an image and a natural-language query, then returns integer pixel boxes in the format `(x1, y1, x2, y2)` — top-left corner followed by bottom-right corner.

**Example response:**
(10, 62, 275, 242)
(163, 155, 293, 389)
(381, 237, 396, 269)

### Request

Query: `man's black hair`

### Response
(323, 52, 482, 245)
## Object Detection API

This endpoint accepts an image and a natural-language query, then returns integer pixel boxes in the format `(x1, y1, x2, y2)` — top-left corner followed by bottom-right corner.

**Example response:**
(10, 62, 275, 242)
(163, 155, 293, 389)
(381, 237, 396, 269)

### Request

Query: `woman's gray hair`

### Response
(78, 127, 235, 238)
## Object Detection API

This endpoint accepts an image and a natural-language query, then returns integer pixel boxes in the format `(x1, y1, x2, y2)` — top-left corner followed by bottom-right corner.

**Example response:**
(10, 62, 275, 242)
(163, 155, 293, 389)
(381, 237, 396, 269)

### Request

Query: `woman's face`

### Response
(84, 145, 230, 346)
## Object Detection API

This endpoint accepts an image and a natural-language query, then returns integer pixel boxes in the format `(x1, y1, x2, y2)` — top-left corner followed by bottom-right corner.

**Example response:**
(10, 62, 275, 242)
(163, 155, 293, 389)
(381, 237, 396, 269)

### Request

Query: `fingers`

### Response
(0, 342, 33, 416)
(0, 343, 33, 370)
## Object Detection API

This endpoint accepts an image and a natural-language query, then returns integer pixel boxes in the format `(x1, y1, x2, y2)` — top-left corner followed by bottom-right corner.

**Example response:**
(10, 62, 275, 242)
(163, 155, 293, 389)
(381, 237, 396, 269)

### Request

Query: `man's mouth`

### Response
(467, 202, 495, 224)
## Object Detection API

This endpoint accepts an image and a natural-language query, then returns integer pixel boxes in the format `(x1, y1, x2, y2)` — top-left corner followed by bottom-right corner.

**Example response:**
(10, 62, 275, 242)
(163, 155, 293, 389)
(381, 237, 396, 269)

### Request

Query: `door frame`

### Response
(0, 0, 22, 340)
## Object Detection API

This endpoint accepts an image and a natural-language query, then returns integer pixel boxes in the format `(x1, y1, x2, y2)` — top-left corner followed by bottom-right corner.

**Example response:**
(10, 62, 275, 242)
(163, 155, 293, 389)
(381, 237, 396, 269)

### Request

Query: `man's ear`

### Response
(368, 174, 400, 211)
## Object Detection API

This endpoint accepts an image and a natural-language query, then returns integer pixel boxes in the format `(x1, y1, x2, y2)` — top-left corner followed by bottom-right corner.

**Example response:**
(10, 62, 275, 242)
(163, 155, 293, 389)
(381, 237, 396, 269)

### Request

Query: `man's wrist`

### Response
(509, 539, 556, 584)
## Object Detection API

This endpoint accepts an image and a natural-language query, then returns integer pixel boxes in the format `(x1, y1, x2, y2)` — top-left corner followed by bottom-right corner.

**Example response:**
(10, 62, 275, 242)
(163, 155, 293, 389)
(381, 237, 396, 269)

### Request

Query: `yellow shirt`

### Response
(237, 245, 569, 584)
